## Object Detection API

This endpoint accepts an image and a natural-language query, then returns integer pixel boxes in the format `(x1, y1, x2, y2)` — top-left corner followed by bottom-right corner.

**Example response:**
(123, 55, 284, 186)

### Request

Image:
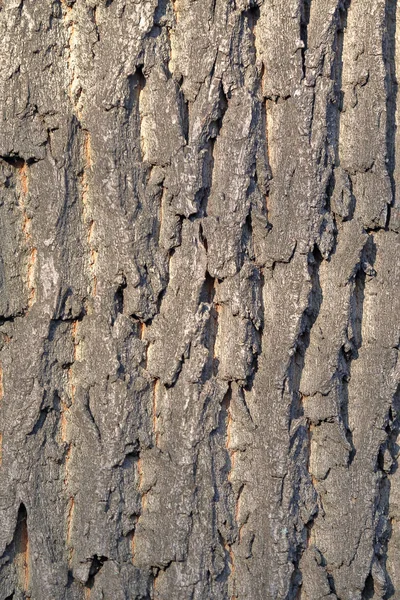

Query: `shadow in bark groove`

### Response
(300, 0, 312, 77)
(384, 0, 398, 230)
(327, 0, 352, 167)
(377, 383, 400, 598)
(85, 555, 109, 589)
(0, 504, 30, 596)
(341, 236, 377, 466)
(210, 383, 235, 595)
(288, 244, 323, 597)
(243, 266, 264, 393)
(362, 573, 375, 599)
(126, 65, 146, 163)
(194, 82, 229, 220)
(199, 271, 220, 381)
(243, 1, 260, 68)
(291, 244, 323, 424)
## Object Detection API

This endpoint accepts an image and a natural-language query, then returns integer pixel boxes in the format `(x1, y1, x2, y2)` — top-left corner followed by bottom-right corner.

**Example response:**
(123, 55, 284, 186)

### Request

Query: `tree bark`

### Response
(0, 0, 399, 598)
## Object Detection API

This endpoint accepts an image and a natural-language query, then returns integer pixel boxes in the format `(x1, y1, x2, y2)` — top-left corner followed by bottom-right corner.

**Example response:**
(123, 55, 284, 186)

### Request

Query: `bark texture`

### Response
(0, 0, 400, 598)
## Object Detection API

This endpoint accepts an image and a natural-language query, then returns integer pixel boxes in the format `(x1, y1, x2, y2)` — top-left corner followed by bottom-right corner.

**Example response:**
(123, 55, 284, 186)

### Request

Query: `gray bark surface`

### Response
(0, 0, 399, 598)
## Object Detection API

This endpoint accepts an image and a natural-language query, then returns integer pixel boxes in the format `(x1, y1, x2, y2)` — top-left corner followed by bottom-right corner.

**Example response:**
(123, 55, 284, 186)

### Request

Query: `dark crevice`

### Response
(199, 271, 215, 305)
(86, 555, 108, 589)
(0, 155, 26, 169)
(196, 138, 215, 219)
(290, 568, 302, 598)
(207, 83, 228, 148)
(126, 66, 146, 162)
(375, 481, 392, 598)
(14, 504, 29, 555)
(178, 90, 189, 145)
(245, 2, 260, 32)
(197, 83, 229, 219)
(27, 406, 50, 437)
(323, 193, 339, 260)
(199, 223, 208, 252)
(328, 2, 351, 168)
(362, 573, 375, 599)
(300, 0, 312, 77)
(384, 0, 397, 231)
(199, 272, 219, 380)
(91, 6, 100, 42)
(86, 392, 101, 440)
(244, 324, 262, 393)
(341, 237, 376, 464)
(0, 311, 27, 325)
(154, 0, 169, 25)
(215, 532, 231, 584)
(243, 3, 260, 68)
(291, 245, 323, 423)
(243, 267, 264, 393)
(241, 210, 254, 264)
(327, 573, 337, 596)
(351, 265, 366, 353)
(340, 378, 355, 466)
(188, 82, 230, 221)
(112, 274, 127, 324)
(126, 66, 146, 113)
(210, 383, 235, 592)
(54, 287, 86, 322)
(148, 24, 162, 39)
(217, 84, 229, 128)
(1, 504, 30, 594)
(287, 245, 323, 596)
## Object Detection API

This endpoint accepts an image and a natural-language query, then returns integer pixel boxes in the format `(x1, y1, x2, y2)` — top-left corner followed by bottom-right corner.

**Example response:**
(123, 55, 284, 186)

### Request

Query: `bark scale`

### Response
(0, 0, 399, 598)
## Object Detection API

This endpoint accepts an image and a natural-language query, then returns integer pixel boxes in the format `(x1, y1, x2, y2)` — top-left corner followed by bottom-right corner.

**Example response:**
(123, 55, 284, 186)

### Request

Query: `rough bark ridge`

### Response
(0, 0, 399, 598)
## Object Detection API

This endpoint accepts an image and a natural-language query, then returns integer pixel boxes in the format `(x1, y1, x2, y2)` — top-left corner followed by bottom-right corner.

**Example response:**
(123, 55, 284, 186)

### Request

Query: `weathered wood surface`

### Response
(0, 0, 399, 598)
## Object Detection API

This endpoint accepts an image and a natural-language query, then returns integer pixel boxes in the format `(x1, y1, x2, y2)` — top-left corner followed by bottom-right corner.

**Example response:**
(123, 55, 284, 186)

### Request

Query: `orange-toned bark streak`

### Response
(84, 132, 93, 169)
(66, 496, 75, 564)
(19, 162, 28, 196)
(139, 322, 146, 340)
(66, 497, 75, 545)
(15, 508, 30, 595)
(16, 162, 37, 308)
(171, 0, 179, 21)
(80, 132, 97, 298)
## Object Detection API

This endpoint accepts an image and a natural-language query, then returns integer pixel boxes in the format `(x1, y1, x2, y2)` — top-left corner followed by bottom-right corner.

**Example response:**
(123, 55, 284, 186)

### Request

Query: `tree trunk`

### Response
(0, 0, 399, 598)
